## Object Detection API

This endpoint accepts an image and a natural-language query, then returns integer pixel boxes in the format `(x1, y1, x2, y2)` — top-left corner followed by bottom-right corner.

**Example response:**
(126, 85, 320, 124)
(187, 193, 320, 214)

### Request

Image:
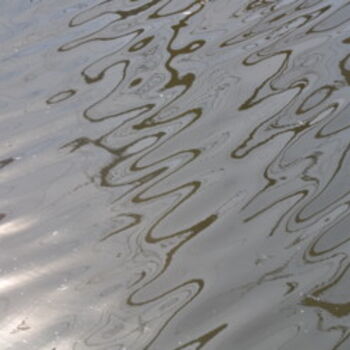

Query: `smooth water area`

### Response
(1, 0, 350, 349)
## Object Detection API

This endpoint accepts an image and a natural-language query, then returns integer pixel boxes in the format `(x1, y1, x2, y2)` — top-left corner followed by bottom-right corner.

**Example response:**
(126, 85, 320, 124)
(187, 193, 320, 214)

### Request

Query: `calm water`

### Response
(1, 0, 350, 349)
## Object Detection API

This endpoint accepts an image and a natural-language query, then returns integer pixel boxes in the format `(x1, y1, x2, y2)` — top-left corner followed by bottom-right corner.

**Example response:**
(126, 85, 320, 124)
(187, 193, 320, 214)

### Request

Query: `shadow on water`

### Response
(3, 0, 350, 349)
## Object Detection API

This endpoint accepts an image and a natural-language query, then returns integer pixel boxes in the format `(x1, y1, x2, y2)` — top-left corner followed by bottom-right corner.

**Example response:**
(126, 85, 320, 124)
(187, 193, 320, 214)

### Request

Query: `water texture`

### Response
(1, 0, 350, 349)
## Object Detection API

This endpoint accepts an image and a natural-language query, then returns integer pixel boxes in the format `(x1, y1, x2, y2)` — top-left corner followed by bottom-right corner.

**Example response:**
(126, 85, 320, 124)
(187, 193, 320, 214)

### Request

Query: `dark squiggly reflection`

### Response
(4, 0, 350, 349)
(225, 0, 350, 348)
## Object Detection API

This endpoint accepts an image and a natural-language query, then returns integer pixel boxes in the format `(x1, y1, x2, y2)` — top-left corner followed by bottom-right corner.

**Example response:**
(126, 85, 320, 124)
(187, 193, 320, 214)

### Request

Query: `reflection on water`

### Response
(2, 0, 350, 349)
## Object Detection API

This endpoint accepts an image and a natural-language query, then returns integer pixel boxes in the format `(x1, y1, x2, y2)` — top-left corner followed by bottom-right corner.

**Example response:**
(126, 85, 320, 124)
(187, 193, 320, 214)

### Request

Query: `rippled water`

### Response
(2, 0, 350, 349)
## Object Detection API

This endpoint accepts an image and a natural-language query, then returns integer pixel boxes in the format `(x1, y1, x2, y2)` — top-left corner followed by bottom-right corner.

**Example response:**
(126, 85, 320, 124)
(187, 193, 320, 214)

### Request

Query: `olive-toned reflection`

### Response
(4, 0, 350, 349)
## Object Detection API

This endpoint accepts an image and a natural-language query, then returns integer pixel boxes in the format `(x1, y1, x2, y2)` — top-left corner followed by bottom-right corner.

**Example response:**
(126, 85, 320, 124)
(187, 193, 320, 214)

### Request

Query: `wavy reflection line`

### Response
(308, 2, 350, 34)
(71, 0, 164, 27)
(231, 90, 340, 160)
(149, 0, 205, 19)
(339, 53, 350, 85)
(294, 142, 350, 223)
(307, 310, 349, 350)
(59, 26, 143, 52)
(106, 149, 200, 200)
(82, 57, 129, 84)
(238, 49, 308, 113)
(99, 149, 201, 241)
(100, 213, 141, 241)
(134, 279, 203, 350)
(316, 104, 350, 138)
(83, 279, 204, 350)
(302, 261, 350, 326)
(46, 89, 77, 104)
(231, 92, 304, 159)
(75, 14, 205, 125)
(221, 4, 329, 49)
(306, 207, 350, 258)
(173, 323, 227, 350)
(235, 96, 350, 237)
(80, 279, 202, 349)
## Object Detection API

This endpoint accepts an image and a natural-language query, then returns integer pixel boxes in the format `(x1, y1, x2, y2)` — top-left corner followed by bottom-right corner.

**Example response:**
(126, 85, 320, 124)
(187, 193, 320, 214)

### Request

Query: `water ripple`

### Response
(3, 0, 350, 349)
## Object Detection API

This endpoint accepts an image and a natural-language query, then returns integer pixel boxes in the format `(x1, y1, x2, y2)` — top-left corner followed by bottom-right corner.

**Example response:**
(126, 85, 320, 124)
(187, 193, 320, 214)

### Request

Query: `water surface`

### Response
(2, 0, 350, 349)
